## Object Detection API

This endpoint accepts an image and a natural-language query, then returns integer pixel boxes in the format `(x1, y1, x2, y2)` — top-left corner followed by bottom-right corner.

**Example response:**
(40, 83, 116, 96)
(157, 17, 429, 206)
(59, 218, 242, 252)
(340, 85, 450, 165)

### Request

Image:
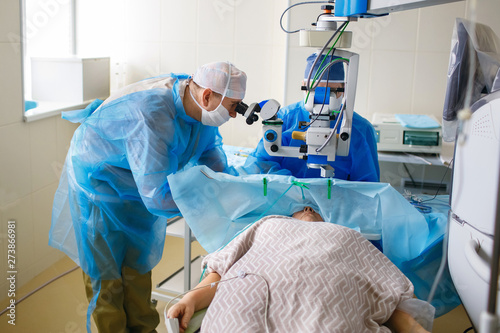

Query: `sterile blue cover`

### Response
(49, 74, 228, 281)
(395, 114, 441, 129)
(400, 195, 460, 316)
(168, 166, 459, 316)
(170, 166, 424, 264)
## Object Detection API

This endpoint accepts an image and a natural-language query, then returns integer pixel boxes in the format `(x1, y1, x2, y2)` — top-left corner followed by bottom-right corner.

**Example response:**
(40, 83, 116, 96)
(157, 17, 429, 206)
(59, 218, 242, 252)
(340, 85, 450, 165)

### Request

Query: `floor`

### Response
(0, 236, 473, 333)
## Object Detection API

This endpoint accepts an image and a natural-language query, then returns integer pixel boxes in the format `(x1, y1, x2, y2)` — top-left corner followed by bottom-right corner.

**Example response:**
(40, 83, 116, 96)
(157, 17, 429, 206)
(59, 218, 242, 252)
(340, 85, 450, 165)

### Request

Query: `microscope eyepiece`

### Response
(235, 102, 248, 115)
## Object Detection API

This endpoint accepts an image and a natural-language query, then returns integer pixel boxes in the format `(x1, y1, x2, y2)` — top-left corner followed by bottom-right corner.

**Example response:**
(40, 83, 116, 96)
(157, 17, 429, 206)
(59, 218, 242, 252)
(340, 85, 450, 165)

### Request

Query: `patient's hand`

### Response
(385, 309, 430, 333)
(166, 272, 221, 332)
(167, 300, 195, 333)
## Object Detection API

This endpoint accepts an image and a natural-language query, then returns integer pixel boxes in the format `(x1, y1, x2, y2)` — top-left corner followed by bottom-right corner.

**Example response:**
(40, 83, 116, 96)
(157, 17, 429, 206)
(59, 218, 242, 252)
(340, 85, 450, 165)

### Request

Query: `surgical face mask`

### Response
(201, 103, 231, 127)
(189, 88, 231, 127)
(331, 93, 343, 111)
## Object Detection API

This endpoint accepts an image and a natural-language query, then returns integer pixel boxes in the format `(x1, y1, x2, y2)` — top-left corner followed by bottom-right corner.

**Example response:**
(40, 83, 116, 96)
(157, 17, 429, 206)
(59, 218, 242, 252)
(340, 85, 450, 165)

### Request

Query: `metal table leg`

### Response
(184, 221, 192, 291)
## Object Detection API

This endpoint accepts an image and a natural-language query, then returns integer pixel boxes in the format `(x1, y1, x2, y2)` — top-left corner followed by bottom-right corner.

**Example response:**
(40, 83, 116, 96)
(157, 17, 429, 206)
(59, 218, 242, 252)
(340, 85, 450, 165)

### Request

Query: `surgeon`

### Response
(49, 62, 247, 333)
(244, 52, 380, 181)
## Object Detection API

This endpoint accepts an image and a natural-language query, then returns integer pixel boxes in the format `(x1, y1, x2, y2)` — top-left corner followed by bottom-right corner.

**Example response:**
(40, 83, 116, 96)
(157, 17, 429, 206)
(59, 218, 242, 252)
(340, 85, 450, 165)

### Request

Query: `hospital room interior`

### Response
(1, 0, 500, 332)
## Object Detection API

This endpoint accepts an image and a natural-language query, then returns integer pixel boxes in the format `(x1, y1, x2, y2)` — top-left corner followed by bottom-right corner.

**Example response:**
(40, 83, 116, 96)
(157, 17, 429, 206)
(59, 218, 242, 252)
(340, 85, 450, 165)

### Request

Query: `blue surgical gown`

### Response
(49, 74, 228, 280)
(244, 101, 380, 181)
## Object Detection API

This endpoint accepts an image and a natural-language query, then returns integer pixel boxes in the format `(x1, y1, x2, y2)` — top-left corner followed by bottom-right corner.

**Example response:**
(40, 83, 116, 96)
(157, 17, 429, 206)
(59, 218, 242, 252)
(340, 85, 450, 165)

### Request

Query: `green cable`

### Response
(305, 22, 350, 104)
(291, 180, 310, 189)
(200, 265, 207, 283)
(292, 180, 309, 200)
(311, 22, 349, 85)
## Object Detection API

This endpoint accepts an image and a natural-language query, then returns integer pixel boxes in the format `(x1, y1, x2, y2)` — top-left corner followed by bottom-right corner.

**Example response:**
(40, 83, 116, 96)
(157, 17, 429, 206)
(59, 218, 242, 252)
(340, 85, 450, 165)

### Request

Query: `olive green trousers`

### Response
(83, 267, 159, 333)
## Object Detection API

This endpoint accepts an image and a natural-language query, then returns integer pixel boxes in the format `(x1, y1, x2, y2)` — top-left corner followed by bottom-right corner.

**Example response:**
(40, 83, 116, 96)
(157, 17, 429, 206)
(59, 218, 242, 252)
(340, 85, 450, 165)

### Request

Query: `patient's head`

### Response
(292, 206, 324, 222)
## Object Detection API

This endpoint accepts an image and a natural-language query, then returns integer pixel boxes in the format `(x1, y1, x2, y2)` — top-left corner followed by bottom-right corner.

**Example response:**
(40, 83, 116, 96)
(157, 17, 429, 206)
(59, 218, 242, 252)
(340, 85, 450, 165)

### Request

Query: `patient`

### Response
(168, 207, 431, 333)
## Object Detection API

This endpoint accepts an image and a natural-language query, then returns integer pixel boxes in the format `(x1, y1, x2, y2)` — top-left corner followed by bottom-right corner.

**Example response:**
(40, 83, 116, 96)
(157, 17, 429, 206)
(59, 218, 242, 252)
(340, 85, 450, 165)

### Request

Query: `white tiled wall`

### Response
(31, 184, 60, 272)
(0, 42, 24, 126)
(29, 117, 58, 191)
(2, 195, 35, 287)
(0, 123, 32, 206)
(0, 0, 71, 298)
(471, 0, 500, 36)
(160, 1, 198, 44)
(75, 0, 290, 148)
(125, 0, 162, 44)
(0, 0, 20, 44)
(413, 52, 451, 114)
(417, 2, 466, 53)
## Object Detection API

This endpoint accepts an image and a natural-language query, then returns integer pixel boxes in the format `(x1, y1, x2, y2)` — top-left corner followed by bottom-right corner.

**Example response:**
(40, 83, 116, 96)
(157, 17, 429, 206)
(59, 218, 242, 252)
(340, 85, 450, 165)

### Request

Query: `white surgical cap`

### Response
(193, 61, 247, 99)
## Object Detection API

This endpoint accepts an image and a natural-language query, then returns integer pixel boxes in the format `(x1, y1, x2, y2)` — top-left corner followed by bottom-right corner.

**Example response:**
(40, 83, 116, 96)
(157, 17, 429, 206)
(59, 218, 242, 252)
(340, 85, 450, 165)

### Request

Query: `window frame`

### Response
(21, 0, 92, 123)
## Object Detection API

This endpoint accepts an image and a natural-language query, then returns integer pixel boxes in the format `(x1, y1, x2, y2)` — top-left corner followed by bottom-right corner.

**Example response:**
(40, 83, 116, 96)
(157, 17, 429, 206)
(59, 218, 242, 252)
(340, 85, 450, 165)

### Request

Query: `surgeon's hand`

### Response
(167, 300, 195, 333)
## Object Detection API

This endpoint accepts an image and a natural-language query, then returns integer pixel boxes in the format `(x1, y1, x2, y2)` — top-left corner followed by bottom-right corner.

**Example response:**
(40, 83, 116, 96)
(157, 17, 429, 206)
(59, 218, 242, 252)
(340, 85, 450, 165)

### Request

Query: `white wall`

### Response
(77, 0, 289, 148)
(0, 0, 79, 298)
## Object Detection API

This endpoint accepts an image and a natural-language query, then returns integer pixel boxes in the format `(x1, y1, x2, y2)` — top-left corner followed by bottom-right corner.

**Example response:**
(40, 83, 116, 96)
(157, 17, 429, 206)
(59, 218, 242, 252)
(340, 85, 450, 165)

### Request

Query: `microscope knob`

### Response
(246, 114, 259, 125)
(265, 130, 277, 142)
(340, 132, 349, 141)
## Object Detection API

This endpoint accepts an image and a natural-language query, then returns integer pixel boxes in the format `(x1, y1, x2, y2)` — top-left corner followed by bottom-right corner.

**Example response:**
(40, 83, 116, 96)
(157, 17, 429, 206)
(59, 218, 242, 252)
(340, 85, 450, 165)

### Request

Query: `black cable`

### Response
(0, 266, 79, 316)
(305, 55, 349, 128)
(403, 163, 417, 187)
(307, 53, 342, 91)
(280, 1, 334, 34)
(421, 158, 453, 203)
(463, 327, 475, 333)
(305, 21, 348, 90)
(302, 57, 347, 131)
(355, 12, 389, 18)
(315, 12, 332, 24)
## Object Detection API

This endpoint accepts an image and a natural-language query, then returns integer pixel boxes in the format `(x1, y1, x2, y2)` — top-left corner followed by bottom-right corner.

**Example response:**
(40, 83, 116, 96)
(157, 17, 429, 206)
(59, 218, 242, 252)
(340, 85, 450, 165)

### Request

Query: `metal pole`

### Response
(486, 167, 500, 314)
(70, 0, 77, 55)
(184, 221, 192, 291)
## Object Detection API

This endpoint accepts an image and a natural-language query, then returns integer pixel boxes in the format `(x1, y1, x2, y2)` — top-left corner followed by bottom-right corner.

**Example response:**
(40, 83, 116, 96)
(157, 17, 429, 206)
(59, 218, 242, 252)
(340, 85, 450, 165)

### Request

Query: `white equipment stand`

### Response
(448, 91, 500, 332)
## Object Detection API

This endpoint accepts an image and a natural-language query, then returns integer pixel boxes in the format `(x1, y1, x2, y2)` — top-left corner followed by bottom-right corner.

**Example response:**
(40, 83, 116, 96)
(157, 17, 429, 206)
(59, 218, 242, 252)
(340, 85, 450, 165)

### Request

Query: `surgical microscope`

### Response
(237, 0, 469, 181)
(236, 9, 358, 178)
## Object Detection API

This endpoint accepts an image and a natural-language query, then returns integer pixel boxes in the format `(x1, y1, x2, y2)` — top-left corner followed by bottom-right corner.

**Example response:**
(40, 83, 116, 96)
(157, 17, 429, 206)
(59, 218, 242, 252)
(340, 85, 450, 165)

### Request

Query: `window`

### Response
(22, 0, 110, 122)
